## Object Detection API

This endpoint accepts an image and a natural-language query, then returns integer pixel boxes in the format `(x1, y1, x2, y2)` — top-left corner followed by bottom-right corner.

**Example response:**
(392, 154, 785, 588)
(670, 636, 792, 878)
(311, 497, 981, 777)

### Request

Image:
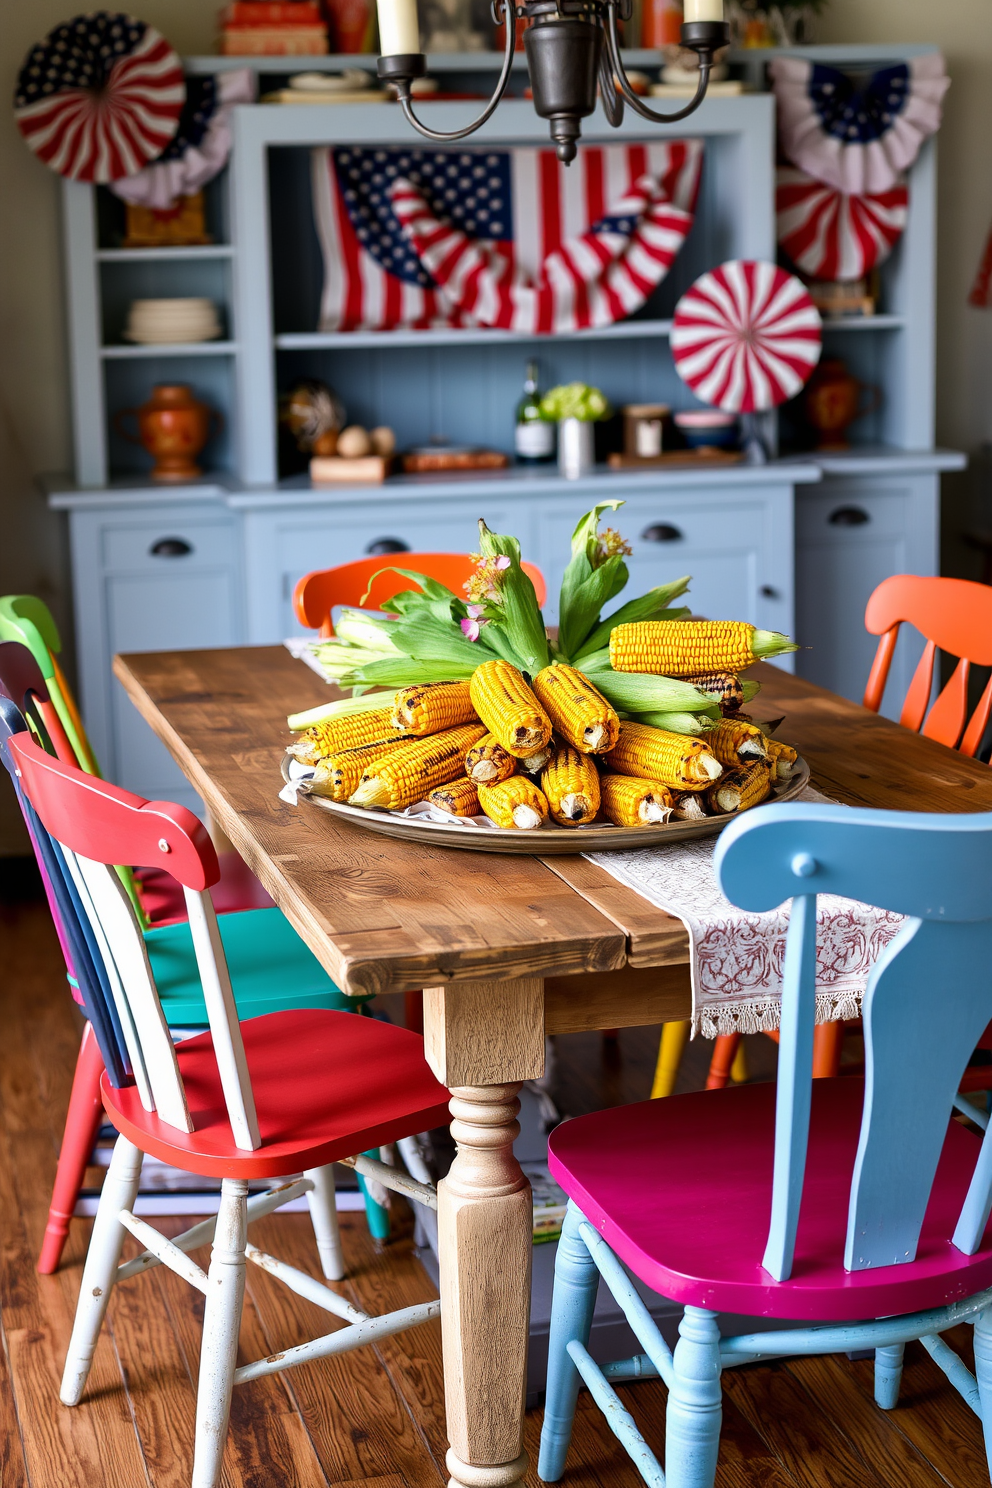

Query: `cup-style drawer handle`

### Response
(828, 506, 870, 527)
(365, 537, 411, 555)
(149, 537, 193, 558)
(641, 523, 683, 543)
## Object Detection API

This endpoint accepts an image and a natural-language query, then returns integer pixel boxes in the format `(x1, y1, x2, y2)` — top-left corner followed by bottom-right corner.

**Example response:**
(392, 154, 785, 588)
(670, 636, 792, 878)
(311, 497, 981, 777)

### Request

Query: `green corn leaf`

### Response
(477, 520, 551, 674)
(573, 580, 692, 661)
(287, 690, 399, 730)
(334, 610, 401, 652)
(342, 657, 477, 687)
(577, 647, 611, 672)
(585, 668, 718, 713)
(556, 500, 625, 659)
(360, 566, 466, 626)
(635, 710, 715, 736)
(387, 612, 500, 666)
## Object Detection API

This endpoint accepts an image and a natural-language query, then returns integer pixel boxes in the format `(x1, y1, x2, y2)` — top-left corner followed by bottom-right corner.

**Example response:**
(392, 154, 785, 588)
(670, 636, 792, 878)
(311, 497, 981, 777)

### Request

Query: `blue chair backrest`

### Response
(715, 800, 992, 1282)
(0, 692, 130, 1086)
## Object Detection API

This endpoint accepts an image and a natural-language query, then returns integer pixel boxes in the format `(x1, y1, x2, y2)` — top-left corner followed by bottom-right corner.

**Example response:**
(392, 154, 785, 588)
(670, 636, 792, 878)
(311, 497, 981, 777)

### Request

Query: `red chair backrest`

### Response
(294, 553, 548, 637)
(863, 574, 992, 757)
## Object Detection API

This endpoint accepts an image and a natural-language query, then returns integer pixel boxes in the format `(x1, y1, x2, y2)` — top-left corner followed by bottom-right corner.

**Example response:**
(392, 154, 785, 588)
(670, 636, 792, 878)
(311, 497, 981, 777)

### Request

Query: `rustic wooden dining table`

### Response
(114, 643, 992, 1488)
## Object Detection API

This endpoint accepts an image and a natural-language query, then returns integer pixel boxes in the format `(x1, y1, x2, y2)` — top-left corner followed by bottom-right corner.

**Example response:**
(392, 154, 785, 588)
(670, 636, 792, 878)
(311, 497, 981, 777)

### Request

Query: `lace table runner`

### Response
(584, 788, 905, 1038)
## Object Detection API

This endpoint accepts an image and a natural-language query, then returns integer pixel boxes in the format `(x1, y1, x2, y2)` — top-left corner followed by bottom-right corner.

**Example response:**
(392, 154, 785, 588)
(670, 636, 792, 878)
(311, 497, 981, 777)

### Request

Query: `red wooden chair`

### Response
(294, 552, 547, 1032)
(689, 573, 992, 1102)
(293, 551, 548, 637)
(11, 729, 450, 1488)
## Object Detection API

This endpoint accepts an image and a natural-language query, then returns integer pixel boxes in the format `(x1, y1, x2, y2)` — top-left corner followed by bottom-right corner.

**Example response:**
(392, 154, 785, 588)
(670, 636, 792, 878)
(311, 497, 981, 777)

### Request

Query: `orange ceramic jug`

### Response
(804, 358, 881, 450)
(115, 384, 221, 481)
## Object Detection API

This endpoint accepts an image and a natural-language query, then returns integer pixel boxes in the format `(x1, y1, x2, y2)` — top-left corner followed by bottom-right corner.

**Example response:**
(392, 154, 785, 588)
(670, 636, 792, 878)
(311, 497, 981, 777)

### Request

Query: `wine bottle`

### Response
(514, 360, 555, 463)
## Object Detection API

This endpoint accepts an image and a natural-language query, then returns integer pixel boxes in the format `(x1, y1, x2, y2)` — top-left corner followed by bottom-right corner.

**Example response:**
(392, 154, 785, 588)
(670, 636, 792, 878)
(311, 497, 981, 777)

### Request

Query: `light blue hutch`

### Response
(47, 44, 963, 811)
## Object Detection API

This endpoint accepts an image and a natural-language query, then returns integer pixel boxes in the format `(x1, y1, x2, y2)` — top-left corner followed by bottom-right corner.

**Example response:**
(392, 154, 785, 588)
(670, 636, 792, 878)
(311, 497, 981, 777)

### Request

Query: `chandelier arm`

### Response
(603, 5, 711, 123)
(394, 8, 518, 143)
(597, 34, 624, 127)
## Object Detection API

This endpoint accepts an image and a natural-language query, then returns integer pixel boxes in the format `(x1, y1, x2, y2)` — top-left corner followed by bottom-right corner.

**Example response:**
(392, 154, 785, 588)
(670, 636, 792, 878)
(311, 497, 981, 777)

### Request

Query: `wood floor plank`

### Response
(871, 1341, 989, 1488)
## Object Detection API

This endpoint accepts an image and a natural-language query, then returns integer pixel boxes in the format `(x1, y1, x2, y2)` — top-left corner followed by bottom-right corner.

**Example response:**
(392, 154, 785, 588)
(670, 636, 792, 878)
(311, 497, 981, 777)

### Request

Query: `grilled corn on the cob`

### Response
(299, 736, 414, 802)
(391, 680, 478, 735)
(465, 733, 517, 784)
(600, 775, 674, 826)
(287, 706, 401, 765)
(672, 791, 711, 821)
(706, 717, 769, 769)
(763, 736, 798, 779)
(531, 665, 619, 754)
(707, 763, 772, 815)
(520, 744, 553, 776)
(609, 620, 797, 677)
(604, 721, 722, 791)
(350, 723, 486, 810)
(683, 670, 745, 715)
(541, 743, 601, 825)
(477, 776, 549, 830)
(429, 776, 481, 817)
(469, 659, 553, 758)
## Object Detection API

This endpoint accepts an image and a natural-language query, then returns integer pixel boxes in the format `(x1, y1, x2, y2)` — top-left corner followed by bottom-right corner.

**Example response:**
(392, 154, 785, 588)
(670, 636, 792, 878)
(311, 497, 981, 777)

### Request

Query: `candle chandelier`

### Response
(376, 1, 729, 163)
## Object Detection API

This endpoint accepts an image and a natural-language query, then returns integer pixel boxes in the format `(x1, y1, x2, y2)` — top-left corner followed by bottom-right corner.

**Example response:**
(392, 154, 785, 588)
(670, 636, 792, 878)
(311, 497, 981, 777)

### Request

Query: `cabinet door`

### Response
(244, 501, 521, 643)
(535, 487, 794, 647)
(794, 477, 937, 715)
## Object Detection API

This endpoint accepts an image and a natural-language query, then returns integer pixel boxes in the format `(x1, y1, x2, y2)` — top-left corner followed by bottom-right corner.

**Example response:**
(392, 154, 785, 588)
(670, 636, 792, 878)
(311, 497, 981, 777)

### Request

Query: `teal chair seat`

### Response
(145, 907, 364, 1026)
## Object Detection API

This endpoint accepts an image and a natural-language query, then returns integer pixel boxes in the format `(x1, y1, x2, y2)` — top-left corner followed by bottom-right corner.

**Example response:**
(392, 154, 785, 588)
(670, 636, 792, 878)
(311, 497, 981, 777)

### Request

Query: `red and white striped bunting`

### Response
(776, 166, 909, 282)
(671, 260, 823, 413)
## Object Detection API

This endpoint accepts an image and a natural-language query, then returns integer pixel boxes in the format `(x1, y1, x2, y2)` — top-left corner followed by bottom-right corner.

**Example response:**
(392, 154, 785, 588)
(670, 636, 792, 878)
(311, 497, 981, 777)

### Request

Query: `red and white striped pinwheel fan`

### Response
(670, 260, 823, 414)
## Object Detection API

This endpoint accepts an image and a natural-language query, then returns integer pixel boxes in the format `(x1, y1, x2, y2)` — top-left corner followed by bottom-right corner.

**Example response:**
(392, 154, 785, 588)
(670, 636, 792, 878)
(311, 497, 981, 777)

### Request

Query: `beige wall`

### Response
(0, 3, 989, 852)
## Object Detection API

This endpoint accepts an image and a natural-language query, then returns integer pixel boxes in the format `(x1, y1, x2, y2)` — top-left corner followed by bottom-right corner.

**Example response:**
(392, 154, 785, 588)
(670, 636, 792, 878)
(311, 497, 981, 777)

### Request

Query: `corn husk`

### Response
(477, 519, 551, 674)
(287, 689, 398, 731)
(636, 710, 715, 736)
(589, 670, 718, 714)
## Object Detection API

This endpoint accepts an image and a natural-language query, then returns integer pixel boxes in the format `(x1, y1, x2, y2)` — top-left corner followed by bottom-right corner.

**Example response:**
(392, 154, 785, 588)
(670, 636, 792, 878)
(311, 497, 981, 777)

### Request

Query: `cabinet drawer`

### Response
(796, 488, 913, 544)
(101, 519, 236, 572)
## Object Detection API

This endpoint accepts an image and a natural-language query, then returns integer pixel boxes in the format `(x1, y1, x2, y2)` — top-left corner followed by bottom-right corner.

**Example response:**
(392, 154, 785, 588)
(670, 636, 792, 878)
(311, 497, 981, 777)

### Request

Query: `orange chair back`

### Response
(293, 553, 548, 638)
(863, 574, 992, 757)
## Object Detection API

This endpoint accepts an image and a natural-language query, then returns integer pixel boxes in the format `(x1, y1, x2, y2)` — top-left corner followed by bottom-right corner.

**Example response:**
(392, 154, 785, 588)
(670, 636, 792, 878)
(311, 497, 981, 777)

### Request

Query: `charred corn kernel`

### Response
(707, 763, 772, 815)
(672, 791, 710, 821)
(287, 707, 400, 765)
(531, 665, 619, 754)
(520, 743, 553, 776)
(600, 775, 674, 827)
(707, 717, 768, 769)
(541, 743, 602, 825)
(609, 621, 796, 677)
(466, 733, 517, 784)
(350, 723, 486, 810)
(469, 659, 553, 758)
(604, 721, 722, 791)
(299, 736, 414, 802)
(477, 776, 549, 830)
(763, 736, 798, 779)
(429, 776, 481, 817)
(391, 680, 478, 735)
(683, 670, 745, 714)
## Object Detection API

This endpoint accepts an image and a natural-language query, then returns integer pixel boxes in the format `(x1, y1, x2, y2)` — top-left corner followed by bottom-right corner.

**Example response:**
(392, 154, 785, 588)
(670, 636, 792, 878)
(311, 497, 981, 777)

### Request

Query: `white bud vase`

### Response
(558, 418, 594, 479)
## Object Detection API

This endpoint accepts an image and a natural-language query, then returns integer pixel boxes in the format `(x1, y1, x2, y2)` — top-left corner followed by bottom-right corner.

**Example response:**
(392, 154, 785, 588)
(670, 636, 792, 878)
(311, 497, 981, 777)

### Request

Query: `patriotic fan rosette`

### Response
(776, 166, 909, 282)
(671, 261, 822, 414)
(14, 13, 184, 184)
(769, 54, 948, 197)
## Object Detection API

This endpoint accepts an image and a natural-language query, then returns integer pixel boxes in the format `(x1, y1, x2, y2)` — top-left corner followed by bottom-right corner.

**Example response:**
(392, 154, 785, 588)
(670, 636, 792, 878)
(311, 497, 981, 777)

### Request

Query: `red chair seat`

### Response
(103, 1009, 450, 1179)
(548, 1079, 992, 1321)
(137, 852, 274, 926)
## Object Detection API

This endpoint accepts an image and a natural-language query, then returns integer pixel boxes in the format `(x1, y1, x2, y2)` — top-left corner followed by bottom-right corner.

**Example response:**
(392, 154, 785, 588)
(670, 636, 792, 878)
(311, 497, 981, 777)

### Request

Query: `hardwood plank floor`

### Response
(0, 886, 986, 1488)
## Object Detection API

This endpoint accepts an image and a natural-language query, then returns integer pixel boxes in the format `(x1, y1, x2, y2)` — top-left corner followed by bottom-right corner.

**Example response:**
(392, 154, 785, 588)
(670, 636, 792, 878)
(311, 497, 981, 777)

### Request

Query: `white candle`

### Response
(683, 0, 724, 20)
(377, 0, 420, 55)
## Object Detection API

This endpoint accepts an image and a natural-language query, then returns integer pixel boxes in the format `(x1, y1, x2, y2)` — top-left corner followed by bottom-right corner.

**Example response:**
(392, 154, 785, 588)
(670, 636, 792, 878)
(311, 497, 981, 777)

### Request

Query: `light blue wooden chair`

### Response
(539, 800, 992, 1488)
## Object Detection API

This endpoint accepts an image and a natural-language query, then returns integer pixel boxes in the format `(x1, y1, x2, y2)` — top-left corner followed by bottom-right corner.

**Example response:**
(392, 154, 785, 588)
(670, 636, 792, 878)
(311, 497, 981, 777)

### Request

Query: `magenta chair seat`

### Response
(549, 1078, 992, 1322)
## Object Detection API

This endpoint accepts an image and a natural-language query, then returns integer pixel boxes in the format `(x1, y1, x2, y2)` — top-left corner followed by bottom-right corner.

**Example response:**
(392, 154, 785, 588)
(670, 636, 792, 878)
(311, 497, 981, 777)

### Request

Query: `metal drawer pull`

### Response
(149, 537, 193, 558)
(640, 523, 683, 544)
(365, 538, 411, 555)
(828, 506, 870, 527)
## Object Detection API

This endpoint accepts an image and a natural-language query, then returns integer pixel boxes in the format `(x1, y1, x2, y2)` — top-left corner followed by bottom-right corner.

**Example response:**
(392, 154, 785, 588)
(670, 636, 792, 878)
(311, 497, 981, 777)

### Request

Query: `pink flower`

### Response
(461, 616, 482, 641)
(494, 555, 511, 571)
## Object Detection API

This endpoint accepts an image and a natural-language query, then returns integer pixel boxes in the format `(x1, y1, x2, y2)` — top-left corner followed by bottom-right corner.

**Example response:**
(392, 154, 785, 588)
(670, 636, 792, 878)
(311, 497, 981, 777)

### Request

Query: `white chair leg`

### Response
(192, 1177, 248, 1488)
(304, 1164, 345, 1281)
(60, 1136, 143, 1407)
(874, 1342, 905, 1409)
(665, 1306, 723, 1488)
(974, 1306, 992, 1474)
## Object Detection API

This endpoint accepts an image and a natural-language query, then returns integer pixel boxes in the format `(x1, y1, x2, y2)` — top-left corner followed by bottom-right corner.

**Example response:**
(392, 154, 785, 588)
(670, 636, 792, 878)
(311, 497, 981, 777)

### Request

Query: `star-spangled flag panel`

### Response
(311, 140, 703, 334)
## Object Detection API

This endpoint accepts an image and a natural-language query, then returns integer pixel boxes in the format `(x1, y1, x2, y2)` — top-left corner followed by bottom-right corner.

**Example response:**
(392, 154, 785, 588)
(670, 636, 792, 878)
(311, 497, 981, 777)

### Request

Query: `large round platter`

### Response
(282, 754, 810, 855)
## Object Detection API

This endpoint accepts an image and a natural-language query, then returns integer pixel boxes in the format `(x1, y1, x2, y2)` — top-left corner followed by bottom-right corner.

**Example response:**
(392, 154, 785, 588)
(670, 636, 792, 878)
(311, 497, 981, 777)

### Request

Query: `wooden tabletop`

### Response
(114, 645, 992, 997)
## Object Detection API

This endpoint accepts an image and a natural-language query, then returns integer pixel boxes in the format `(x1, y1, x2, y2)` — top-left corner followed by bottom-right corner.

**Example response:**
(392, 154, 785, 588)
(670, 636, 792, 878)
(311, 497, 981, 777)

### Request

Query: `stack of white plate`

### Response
(124, 298, 222, 345)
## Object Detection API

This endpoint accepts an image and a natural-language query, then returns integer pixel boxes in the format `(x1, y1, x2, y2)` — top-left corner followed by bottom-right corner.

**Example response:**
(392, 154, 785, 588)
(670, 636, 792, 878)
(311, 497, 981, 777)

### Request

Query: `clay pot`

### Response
(804, 359, 881, 450)
(115, 384, 221, 481)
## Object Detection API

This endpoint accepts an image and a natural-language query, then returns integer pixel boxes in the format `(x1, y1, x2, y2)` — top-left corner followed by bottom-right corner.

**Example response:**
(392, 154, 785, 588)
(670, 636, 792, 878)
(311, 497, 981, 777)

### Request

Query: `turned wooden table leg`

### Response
(423, 978, 545, 1488)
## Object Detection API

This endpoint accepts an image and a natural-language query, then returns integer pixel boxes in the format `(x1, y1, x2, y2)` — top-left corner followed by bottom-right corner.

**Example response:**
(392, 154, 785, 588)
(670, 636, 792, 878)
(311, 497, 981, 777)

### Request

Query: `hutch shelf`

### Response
(49, 44, 963, 811)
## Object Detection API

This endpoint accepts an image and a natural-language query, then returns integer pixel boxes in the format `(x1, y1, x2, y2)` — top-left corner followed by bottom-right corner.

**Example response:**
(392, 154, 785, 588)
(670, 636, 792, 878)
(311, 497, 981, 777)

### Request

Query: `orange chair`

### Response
(294, 552, 547, 636)
(293, 552, 547, 1032)
(673, 573, 992, 1102)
